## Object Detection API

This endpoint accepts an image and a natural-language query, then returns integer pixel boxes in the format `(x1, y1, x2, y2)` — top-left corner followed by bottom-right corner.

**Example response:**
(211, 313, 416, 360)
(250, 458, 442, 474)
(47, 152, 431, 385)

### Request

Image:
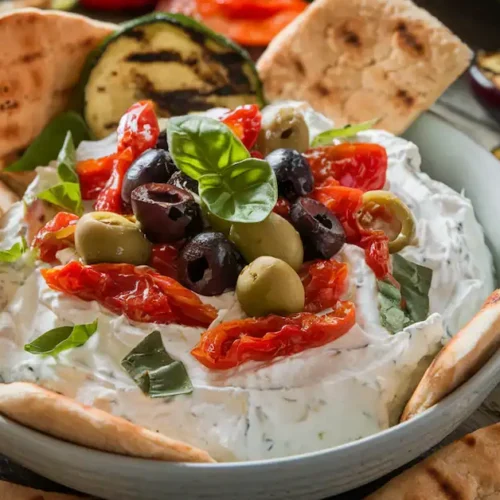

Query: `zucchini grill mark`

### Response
(122, 26, 257, 117)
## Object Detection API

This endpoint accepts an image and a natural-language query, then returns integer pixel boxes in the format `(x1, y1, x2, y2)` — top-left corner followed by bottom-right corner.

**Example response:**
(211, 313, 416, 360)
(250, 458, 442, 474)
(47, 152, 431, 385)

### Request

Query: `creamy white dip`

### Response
(0, 103, 494, 462)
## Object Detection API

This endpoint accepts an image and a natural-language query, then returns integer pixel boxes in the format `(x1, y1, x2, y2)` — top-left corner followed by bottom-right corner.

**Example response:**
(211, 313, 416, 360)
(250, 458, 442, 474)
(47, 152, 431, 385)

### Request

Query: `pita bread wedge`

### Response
(257, 0, 472, 134)
(366, 422, 500, 499)
(0, 9, 115, 160)
(0, 382, 215, 463)
(401, 289, 500, 422)
(0, 480, 87, 500)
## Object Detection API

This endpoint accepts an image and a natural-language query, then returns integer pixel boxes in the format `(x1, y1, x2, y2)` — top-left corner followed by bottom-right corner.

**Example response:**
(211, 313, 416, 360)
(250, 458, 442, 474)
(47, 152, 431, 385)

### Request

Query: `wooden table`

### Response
(0, 1, 499, 498)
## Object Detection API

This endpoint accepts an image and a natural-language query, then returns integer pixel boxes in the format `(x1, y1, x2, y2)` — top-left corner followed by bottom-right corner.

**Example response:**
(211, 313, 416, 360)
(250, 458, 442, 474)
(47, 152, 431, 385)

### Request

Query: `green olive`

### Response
(229, 212, 304, 271)
(256, 107, 310, 155)
(236, 256, 305, 317)
(360, 191, 416, 253)
(75, 212, 152, 265)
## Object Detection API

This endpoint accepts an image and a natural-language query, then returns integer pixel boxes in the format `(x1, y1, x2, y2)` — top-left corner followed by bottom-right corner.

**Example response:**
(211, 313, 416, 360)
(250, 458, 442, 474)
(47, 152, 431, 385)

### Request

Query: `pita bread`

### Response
(0, 480, 87, 500)
(257, 0, 472, 135)
(0, 382, 215, 463)
(401, 289, 500, 422)
(0, 9, 115, 160)
(366, 422, 500, 499)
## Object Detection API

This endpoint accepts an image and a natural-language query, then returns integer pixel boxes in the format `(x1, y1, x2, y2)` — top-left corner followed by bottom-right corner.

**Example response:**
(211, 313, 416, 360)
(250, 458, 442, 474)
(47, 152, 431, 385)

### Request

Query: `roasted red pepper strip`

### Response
(32, 212, 79, 263)
(311, 183, 390, 279)
(304, 144, 388, 192)
(191, 301, 355, 370)
(117, 100, 160, 158)
(77, 153, 119, 200)
(94, 148, 135, 214)
(300, 259, 348, 313)
(149, 243, 180, 280)
(195, 0, 307, 46)
(42, 261, 217, 328)
(221, 105, 262, 150)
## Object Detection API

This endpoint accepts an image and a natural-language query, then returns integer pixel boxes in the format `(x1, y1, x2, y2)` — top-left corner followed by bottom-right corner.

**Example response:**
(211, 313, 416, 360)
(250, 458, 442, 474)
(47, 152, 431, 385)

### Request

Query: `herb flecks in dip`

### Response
(0, 101, 494, 462)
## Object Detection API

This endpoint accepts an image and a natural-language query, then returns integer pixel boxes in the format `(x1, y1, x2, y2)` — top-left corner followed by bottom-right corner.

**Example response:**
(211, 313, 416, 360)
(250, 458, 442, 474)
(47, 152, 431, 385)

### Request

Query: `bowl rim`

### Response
(1, 111, 500, 472)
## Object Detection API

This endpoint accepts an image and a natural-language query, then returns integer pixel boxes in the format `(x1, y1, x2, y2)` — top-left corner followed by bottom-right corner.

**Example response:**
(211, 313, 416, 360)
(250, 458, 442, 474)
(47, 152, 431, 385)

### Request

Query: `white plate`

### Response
(1, 112, 500, 500)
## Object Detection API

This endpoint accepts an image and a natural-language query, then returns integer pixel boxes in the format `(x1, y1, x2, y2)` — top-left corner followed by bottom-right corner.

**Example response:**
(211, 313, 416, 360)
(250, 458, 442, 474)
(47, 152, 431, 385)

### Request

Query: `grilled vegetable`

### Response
(81, 13, 265, 139)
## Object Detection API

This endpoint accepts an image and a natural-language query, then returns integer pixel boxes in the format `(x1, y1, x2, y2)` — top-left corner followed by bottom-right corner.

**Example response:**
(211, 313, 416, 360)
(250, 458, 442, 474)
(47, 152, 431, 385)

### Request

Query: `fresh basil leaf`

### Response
(392, 254, 433, 323)
(311, 118, 380, 147)
(37, 181, 83, 215)
(199, 158, 278, 223)
(0, 237, 27, 263)
(167, 115, 277, 223)
(6, 112, 90, 173)
(121, 331, 193, 398)
(377, 255, 433, 334)
(56, 132, 78, 183)
(167, 115, 249, 180)
(25, 320, 98, 356)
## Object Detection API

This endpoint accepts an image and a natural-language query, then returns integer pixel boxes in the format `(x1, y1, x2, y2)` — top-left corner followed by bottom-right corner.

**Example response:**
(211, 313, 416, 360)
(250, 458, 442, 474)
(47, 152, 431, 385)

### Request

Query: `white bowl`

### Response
(1, 112, 500, 500)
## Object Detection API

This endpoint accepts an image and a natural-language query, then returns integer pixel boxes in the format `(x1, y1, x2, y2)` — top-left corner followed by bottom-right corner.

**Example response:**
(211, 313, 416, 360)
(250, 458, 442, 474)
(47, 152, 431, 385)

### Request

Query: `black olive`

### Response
(122, 149, 178, 206)
(155, 130, 169, 151)
(290, 197, 346, 259)
(131, 183, 203, 243)
(168, 171, 199, 195)
(266, 149, 314, 201)
(178, 232, 244, 296)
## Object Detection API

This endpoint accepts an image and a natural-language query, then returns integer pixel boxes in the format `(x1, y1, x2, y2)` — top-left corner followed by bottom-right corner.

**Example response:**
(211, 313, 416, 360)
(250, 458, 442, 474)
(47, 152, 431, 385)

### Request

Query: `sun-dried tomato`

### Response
(94, 147, 135, 214)
(31, 212, 79, 263)
(300, 259, 348, 313)
(42, 261, 217, 328)
(272, 197, 291, 219)
(117, 100, 160, 158)
(305, 143, 387, 192)
(191, 301, 355, 369)
(221, 105, 262, 150)
(149, 243, 180, 280)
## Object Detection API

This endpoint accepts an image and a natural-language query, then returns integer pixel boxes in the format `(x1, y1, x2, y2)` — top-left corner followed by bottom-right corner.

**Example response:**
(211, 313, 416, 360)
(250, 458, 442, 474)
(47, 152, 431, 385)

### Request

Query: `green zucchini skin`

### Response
(80, 13, 266, 139)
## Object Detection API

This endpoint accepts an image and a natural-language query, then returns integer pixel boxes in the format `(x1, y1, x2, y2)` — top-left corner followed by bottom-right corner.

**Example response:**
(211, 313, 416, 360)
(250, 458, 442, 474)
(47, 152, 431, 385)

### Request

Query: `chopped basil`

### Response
(6, 112, 89, 172)
(311, 118, 380, 147)
(121, 331, 193, 398)
(0, 237, 27, 263)
(24, 320, 98, 356)
(378, 254, 433, 334)
(36, 132, 83, 215)
(167, 115, 277, 223)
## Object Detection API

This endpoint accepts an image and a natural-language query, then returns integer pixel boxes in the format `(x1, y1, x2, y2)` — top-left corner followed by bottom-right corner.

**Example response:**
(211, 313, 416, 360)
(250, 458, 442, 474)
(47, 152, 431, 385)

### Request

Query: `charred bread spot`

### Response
(395, 22, 425, 57)
(1, 123, 20, 140)
(21, 51, 43, 64)
(313, 83, 330, 97)
(80, 36, 96, 49)
(96, 86, 106, 93)
(342, 29, 361, 47)
(31, 69, 43, 90)
(293, 58, 305, 76)
(461, 434, 476, 447)
(0, 100, 19, 111)
(396, 89, 415, 108)
(425, 466, 463, 500)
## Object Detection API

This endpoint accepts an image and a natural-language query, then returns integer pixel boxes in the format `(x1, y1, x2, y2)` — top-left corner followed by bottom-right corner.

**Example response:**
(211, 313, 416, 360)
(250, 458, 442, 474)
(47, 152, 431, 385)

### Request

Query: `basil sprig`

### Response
(378, 254, 433, 334)
(37, 132, 83, 215)
(167, 116, 277, 223)
(311, 118, 380, 147)
(0, 237, 28, 263)
(6, 112, 90, 173)
(121, 331, 193, 398)
(24, 320, 98, 356)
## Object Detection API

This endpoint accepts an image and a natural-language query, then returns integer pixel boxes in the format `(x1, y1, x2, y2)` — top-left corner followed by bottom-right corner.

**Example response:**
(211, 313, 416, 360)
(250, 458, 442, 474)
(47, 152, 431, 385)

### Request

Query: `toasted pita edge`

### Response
(257, 0, 472, 135)
(0, 8, 116, 160)
(0, 480, 86, 500)
(0, 382, 215, 463)
(401, 289, 500, 422)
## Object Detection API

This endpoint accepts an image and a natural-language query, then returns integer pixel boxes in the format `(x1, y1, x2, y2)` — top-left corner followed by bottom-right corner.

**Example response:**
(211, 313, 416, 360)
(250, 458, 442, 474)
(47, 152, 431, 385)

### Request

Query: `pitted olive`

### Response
(256, 107, 310, 155)
(75, 212, 152, 265)
(121, 149, 177, 206)
(236, 256, 305, 317)
(229, 212, 304, 271)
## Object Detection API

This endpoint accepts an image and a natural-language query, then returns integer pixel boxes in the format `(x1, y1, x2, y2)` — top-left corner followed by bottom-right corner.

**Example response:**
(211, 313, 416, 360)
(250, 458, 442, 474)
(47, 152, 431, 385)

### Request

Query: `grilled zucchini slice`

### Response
(81, 13, 265, 139)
